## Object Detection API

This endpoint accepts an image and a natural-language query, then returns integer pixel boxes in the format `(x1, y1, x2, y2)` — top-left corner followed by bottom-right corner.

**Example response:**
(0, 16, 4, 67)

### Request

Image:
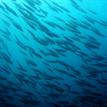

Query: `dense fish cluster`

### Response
(0, 0, 107, 107)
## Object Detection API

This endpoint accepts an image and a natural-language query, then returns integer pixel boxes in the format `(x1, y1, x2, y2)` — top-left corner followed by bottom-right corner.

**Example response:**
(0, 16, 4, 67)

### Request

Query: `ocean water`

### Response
(0, 0, 107, 107)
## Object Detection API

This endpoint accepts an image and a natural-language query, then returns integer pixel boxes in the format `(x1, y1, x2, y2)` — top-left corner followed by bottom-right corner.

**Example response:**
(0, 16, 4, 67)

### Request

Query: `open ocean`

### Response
(0, 0, 107, 107)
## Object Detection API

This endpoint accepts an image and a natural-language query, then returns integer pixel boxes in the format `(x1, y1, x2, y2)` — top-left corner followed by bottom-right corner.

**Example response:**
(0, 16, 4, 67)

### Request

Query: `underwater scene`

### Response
(0, 0, 107, 107)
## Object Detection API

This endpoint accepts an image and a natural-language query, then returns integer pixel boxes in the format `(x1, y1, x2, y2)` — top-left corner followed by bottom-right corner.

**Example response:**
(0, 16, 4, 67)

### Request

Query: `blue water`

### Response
(0, 0, 107, 107)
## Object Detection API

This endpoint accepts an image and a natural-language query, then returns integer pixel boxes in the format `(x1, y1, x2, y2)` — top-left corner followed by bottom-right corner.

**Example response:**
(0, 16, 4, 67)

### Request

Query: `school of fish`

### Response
(0, 0, 107, 107)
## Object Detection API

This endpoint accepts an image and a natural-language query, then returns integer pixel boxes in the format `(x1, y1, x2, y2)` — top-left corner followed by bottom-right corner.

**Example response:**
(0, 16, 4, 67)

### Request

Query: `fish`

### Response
(0, 0, 107, 107)
(2, 2, 18, 16)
